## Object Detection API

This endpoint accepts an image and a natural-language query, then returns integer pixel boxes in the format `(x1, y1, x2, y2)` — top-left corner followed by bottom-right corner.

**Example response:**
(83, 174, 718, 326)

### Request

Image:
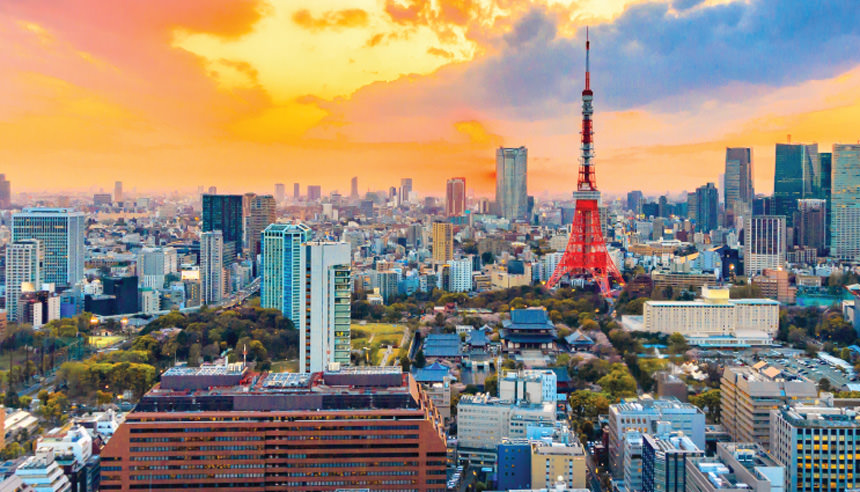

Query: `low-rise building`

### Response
(500, 370, 557, 404)
(685, 442, 784, 492)
(641, 429, 703, 492)
(13, 450, 71, 492)
(530, 437, 587, 490)
(642, 286, 779, 347)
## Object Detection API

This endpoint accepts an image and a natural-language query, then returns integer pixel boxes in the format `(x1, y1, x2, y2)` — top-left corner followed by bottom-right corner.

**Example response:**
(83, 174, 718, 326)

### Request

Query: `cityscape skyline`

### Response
(2, 1, 860, 195)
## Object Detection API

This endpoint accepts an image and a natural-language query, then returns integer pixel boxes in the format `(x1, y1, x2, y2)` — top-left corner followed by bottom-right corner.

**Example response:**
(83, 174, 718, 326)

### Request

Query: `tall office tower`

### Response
(100, 367, 447, 492)
(795, 199, 826, 252)
(627, 190, 643, 214)
(432, 221, 453, 263)
(260, 223, 310, 328)
(292, 182, 300, 199)
(447, 257, 472, 292)
(445, 177, 466, 216)
(245, 195, 276, 259)
(200, 231, 224, 305)
(657, 195, 669, 218)
(495, 146, 528, 220)
(608, 398, 705, 479)
(306, 185, 321, 202)
(694, 182, 719, 232)
(5, 239, 41, 322)
(820, 152, 833, 247)
(201, 194, 243, 265)
(114, 181, 123, 203)
(774, 143, 819, 223)
(12, 208, 84, 289)
(724, 147, 754, 217)
(641, 431, 703, 492)
(686, 192, 697, 221)
(303, 242, 351, 372)
(350, 176, 358, 199)
(399, 177, 413, 205)
(0, 174, 11, 208)
(743, 215, 786, 276)
(770, 404, 860, 492)
(274, 183, 285, 202)
(720, 365, 817, 448)
(136, 247, 167, 289)
(831, 144, 860, 260)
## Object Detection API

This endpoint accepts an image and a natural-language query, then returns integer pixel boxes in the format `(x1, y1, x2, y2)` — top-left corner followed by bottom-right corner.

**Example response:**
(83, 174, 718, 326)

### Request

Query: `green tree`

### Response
(483, 375, 498, 397)
(399, 354, 411, 372)
(667, 333, 690, 354)
(569, 390, 611, 420)
(689, 389, 721, 423)
(596, 364, 637, 401)
(819, 377, 832, 392)
(414, 349, 426, 369)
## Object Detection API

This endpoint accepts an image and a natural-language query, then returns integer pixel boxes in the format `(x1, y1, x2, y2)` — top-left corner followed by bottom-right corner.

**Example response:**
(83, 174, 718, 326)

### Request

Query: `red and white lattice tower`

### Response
(546, 29, 624, 297)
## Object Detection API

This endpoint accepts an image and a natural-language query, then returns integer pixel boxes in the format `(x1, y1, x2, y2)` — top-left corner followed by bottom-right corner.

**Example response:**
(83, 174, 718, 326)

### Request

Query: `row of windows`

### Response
(129, 424, 421, 434)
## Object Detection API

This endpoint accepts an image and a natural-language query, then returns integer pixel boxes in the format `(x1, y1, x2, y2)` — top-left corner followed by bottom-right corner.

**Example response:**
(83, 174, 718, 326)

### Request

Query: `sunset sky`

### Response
(2, 0, 860, 198)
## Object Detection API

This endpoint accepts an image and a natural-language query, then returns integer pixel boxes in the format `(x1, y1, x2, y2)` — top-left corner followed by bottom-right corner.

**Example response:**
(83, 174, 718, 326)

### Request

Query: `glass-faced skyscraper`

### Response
(12, 208, 84, 289)
(774, 143, 819, 224)
(261, 223, 311, 328)
(831, 144, 860, 260)
(724, 147, 753, 217)
(202, 194, 243, 264)
(495, 146, 528, 220)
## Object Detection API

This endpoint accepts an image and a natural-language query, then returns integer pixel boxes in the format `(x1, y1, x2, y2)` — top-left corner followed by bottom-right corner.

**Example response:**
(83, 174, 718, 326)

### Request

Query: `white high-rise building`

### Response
(303, 242, 351, 373)
(12, 208, 84, 288)
(5, 239, 41, 322)
(743, 215, 786, 276)
(261, 224, 352, 372)
(832, 144, 860, 260)
(200, 231, 224, 305)
(137, 247, 166, 289)
(447, 257, 472, 292)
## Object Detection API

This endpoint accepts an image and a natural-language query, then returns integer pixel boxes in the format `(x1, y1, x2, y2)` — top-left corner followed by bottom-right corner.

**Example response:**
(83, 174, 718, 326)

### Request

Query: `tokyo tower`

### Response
(546, 30, 624, 296)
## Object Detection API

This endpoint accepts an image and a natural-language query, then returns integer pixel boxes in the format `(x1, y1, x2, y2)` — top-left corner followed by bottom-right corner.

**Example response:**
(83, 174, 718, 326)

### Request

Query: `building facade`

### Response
(200, 231, 224, 305)
(5, 239, 41, 323)
(445, 177, 466, 217)
(201, 194, 243, 264)
(260, 223, 310, 326)
(724, 148, 754, 219)
(302, 242, 351, 372)
(432, 221, 453, 264)
(743, 215, 786, 276)
(641, 431, 703, 492)
(721, 365, 818, 449)
(99, 367, 447, 492)
(12, 208, 84, 289)
(831, 144, 860, 260)
(770, 405, 860, 492)
(496, 147, 528, 220)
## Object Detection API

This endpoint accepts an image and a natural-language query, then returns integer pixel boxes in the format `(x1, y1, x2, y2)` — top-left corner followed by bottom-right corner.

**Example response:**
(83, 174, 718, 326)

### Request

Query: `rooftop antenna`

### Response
(585, 26, 590, 91)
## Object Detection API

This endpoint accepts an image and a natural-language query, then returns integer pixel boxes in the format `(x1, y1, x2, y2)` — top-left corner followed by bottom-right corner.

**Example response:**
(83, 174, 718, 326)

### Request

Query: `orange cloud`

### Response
(292, 9, 369, 31)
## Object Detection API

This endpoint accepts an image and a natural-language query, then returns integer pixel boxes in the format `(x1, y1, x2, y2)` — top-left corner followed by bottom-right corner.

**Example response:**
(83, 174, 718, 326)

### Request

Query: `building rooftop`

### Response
(136, 366, 424, 413)
(780, 405, 860, 428)
(611, 396, 705, 415)
(423, 333, 462, 358)
(504, 308, 555, 330)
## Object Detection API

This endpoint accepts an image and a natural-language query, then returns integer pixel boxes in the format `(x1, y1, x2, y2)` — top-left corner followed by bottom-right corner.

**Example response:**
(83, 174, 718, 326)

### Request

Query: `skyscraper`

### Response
(200, 230, 224, 305)
(399, 177, 413, 205)
(495, 146, 528, 220)
(274, 183, 285, 202)
(5, 239, 41, 322)
(0, 174, 11, 209)
(774, 143, 819, 223)
(627, 190, 643, 214)
(831, 144, 860, 260)
(12, 208, 84, 289)
(445, 177, 466, 217)
(307, 185, 321, 202)
(743, 215, 786, 276)
(303, 242, 351, 372)
(820, 152, 833, 246)
(137, 247, 167, 289)
(201, 194, 243, 264)
(694, 183, 718, 233)
(350, 176, 358, 199)
(432, 221, 453, 263)
(293, 182, 300, 199)
(795, 199, 826, 252)
(261, 223, 310, 328)
(114, 181, 123, 204)
(724, 147, 753, 217)
(245, 195, 276, 260)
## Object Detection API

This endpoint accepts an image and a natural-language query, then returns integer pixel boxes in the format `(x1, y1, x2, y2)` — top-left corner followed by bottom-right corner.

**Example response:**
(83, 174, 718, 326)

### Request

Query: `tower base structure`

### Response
(546, 198, 624, 297)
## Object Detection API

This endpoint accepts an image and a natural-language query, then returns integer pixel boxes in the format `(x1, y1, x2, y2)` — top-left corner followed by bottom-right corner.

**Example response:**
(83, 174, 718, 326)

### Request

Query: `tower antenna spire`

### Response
(586, 27, 590, 91)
